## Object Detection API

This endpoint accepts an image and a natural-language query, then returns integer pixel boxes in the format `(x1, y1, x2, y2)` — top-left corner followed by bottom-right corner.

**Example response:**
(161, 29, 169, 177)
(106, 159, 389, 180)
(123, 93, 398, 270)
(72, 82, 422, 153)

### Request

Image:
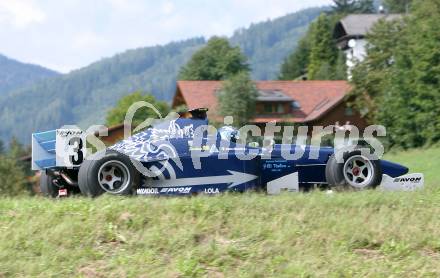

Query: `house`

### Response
(334, 14, 401, 73)
(95, 123, 126, 145)
(172, 80, 367, 131)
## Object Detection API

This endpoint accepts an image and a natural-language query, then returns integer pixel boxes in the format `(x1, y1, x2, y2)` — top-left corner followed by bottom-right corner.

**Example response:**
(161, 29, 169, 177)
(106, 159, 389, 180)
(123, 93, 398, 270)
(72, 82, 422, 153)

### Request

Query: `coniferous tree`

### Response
(383, 0, 440, 147)
(332, 0, 357, 13)
(0, 139, 4, 155)
(9, 137, 26, 159)
(351, 0, 440, 148)
(332, 0, 376, 13)
(307, 14, 339, 80)
(333, 51, 348, 80)
(0, 155, 28, 196)
(350, 19, 404, 121)
(279, 37, 311, 80)
(355, 0, 376, 13)
(384, 0, 412, 13)
(279, 12, 348, 81)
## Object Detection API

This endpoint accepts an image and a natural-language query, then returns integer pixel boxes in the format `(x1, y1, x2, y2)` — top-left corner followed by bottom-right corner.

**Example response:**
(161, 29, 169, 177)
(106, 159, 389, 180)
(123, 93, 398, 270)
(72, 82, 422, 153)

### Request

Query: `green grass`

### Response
(384, 146, 440, 189)
(1, 148, 439, 277)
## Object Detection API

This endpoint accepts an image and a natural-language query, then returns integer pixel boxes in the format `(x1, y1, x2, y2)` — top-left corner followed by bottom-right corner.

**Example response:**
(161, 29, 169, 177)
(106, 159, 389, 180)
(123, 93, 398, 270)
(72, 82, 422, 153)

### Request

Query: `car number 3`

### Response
(68, 137, 84, 165)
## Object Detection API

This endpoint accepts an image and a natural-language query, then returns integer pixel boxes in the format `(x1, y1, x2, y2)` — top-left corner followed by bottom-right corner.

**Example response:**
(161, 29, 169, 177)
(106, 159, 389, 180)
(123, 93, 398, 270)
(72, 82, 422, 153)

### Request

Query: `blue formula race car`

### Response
(32, 109, 424, 197)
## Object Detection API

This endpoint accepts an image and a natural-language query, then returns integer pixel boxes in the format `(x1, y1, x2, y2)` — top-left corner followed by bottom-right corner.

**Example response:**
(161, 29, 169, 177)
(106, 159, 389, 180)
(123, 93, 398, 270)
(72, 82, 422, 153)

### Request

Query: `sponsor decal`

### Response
(393, 177, 422, 183)
(137, 187, 192, 194)
(204, 188, 220, 194)
(160, 187, 192, 194)
(58, 189, 68, 196)
(380, 173, 424, 191)
(56, 129, 83, 137)
(263, 160, 290, 172)
(137, 188, 159, 195)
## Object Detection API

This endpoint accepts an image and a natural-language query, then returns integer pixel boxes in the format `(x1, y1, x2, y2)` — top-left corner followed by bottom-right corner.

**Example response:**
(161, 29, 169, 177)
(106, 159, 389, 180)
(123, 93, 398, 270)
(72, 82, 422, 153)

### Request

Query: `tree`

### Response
(332, 0, 375, 13)
(307, 14, 339, 80)
(332, 0, 376, 15)
(333, 51, 348, 80)
(382, 0, 440, 147)
(179, 37, 250, 80)
(384, 0, 412, 13)
(355, 0, 376, 13)
(218, 72, 258, 127)
(9, 137, 26, 159)
(0, 155, 27, 196)
(106, 92, 170, 127)
(279, 36, 311, 80)
(279, 12, 347, 81)
(332, 0, 357, 13)
(350, 0, 440, 148)
(350, 19, 404, 122)
(0, 139, 4, 155)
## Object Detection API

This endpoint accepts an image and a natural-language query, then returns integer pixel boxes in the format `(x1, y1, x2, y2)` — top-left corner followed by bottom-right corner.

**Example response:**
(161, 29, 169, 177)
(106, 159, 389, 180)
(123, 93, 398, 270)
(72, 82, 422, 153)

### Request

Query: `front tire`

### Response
(78, 150, 140, 197)
(325, 150, 382, 189)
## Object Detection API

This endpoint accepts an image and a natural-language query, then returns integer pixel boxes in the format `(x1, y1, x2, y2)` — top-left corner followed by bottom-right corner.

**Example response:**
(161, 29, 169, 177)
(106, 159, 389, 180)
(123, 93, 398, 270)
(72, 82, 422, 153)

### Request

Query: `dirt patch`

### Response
(420, 249, 440, 259)
(205, 267, 225, 278)
(118, 212, 133, 222)
(77, 261, 107, 278)
(353, 248, 385, 259)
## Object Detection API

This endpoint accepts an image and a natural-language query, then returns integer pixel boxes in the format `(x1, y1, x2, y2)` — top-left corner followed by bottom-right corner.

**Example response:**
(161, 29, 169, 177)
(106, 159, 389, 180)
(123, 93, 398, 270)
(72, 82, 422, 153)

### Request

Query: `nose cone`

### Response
(380, 160, 409, 178)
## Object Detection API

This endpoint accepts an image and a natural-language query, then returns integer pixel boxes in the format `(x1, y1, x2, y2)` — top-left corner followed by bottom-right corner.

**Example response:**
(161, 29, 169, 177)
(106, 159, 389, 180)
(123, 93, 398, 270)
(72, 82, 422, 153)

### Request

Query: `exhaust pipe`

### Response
(60, 172, 78, 186)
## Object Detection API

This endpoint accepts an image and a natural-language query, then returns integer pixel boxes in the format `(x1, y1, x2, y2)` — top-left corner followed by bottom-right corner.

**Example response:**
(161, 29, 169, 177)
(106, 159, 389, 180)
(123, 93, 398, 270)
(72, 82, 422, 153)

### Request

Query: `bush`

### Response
(0, 155, 28, 196)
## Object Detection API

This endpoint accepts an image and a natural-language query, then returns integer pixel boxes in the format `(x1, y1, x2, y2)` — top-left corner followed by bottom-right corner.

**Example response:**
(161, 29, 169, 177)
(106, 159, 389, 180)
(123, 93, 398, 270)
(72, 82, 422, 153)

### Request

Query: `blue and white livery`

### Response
(32, 109, 424, 197)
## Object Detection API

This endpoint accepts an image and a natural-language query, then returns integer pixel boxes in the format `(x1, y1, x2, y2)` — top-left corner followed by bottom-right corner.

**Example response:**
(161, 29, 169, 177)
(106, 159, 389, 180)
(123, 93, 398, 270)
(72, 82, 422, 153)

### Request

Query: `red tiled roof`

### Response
(175, 80, 351, 123)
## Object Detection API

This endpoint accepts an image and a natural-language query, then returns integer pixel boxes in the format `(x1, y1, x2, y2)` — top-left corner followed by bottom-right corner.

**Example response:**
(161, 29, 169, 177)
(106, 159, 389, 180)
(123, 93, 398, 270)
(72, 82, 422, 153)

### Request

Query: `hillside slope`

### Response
(0, 7, 324, 144)
(230, 8, 322, 80)
(0, 54, 59, 94)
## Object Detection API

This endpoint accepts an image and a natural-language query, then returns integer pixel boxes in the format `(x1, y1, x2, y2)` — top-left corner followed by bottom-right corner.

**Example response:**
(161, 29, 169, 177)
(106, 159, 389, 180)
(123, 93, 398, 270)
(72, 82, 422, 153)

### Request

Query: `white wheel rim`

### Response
(343, 155, 374, 188)
(97, 160, 131, 194)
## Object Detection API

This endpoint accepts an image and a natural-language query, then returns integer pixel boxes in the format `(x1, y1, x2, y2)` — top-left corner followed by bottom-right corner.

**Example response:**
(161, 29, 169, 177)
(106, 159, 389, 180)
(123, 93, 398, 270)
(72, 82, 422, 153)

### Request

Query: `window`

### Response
(264, 103, 273, 113)
(277, 104, 284, 113)
(263, 103, 285, 114)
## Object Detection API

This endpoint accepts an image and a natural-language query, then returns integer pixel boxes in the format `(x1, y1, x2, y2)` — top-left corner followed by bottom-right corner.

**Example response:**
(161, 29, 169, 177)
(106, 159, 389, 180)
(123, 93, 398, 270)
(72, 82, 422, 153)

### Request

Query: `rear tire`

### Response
(78, 150, 140, 197)
(325, 150, 382, 189)
(40, 171, 59, 197)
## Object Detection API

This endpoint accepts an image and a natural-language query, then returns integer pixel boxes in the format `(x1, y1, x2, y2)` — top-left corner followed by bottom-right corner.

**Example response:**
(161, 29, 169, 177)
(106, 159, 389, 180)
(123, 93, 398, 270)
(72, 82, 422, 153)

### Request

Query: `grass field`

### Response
(1, 148, 440, 277)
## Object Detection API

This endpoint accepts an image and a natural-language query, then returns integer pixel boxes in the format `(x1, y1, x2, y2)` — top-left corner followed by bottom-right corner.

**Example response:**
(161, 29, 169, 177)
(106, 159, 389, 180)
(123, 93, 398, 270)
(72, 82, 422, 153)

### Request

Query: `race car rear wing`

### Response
(32, 127, 87, 170)
(32, 130, 56, 170)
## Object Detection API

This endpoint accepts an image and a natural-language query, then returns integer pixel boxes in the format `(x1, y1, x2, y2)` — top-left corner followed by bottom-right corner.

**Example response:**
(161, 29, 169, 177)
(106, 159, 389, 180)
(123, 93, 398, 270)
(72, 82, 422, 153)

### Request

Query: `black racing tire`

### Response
(325, 155, 339, 186)
(325, 150, 382, 189)
(78, 150, 140, 197)
(40, 171, 59, 198)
